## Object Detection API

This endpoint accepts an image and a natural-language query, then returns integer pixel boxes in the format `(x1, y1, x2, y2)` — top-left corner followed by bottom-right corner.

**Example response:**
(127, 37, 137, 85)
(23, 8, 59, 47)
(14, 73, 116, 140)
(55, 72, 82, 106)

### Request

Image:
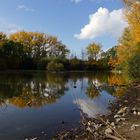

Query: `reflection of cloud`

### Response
(73, 98, 108, 118)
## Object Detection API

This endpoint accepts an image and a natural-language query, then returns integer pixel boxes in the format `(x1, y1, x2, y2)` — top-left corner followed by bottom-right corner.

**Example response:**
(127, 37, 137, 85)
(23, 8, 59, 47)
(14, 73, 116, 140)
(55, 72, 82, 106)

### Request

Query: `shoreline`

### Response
(53, 83, 140, 140)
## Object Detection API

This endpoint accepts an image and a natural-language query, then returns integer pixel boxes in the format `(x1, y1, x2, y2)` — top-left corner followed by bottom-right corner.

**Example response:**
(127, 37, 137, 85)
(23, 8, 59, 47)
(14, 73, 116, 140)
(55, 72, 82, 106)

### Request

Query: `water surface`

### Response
(0, 71, 130, 140)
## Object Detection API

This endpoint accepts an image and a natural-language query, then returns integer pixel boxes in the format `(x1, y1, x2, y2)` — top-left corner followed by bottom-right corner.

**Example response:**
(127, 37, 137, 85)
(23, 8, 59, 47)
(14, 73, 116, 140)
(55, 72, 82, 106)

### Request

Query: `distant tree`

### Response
(0, 31, 69, 70)
(0, 32, 7, 41)
(0, 32, 7, 53)
(47, 60, 64, 72)
(2, 40, 24, 69)
(100, 46, 117, 69)
(49, 41, 69, 58)
(86, 43, 101, 61)
(81, 48, 86, 60)
(10, 31, 69, 59)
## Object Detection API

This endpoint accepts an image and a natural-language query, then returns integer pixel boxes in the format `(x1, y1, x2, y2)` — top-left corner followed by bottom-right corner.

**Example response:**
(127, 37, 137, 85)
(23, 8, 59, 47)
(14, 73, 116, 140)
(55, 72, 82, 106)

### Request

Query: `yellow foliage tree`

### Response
(117, 28, 134, 68)
(86, 43, 101, 61)
(124, 0, 140, 45)
(117, 0, 140, 69)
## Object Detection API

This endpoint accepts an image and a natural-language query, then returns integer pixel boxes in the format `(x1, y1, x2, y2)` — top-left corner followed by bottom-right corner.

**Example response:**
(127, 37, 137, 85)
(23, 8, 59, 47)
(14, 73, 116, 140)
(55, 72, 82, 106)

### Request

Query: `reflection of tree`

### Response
(101, 86, 115, 95)
(113, 87, 127, 99)
(0, 98, 6, 111)
(84, 72, 130, 99)
(0, 72, 132, 108)
(0, 72, 68, 108)
(107, 73, 130, 86)
(86, 82, 99, 99)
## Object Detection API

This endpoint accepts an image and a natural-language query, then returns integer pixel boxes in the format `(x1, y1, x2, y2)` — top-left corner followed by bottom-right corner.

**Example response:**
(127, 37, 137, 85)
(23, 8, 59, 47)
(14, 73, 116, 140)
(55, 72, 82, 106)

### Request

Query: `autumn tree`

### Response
(10, 31, 69, 59)
(123, 0, 140, 7)
(0, 31, 70, 70)
(117, 0, 140, 70)
(0, 32, 7, 41)
(86, 43, 101, 61)
(124, 1, 140, 45)
(117, 28, 134, 68)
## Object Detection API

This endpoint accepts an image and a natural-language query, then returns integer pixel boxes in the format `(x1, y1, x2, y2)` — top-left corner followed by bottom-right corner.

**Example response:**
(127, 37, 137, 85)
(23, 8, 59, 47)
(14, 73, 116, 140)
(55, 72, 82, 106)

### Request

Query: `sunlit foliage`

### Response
(86, 43, 101, 61)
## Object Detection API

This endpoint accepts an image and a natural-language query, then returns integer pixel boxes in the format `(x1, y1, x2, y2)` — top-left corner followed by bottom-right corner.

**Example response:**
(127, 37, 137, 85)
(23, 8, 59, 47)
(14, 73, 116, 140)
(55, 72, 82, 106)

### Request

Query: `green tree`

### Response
(100, 46, 117, 69)
(47, 60, 64, 72)
(128, 43, 140, 78)
(1, 40, 24, 69)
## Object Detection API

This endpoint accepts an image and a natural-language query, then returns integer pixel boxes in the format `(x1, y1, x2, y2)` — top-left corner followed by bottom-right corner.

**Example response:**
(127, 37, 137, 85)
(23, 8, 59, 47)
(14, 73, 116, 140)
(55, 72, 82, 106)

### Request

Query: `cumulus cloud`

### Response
(74, 7, 127, 40)
(17, 5, 34, 12)
(0, 18, 21, 34)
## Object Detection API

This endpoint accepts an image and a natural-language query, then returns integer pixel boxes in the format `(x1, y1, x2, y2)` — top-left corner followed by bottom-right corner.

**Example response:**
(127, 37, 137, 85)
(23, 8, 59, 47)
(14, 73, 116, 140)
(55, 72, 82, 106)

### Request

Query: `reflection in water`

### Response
(0, 71, 132, 140)
(85, 82, 99, 99)
(72, 72, 130, 118)
(0, 73, 68, 108)
(73, 98, 109, 118)
(0, 72, 131, 109)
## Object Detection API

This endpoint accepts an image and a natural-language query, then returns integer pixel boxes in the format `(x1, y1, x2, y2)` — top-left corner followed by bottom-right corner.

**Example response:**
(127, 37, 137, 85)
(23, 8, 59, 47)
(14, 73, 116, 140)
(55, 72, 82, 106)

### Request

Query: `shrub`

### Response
(69, 58, 83, 70)
(37, 57, 50, 70)
(47, 61, 64, 72)
(0, 59, 7, 70)
(20, 57, 36, 70)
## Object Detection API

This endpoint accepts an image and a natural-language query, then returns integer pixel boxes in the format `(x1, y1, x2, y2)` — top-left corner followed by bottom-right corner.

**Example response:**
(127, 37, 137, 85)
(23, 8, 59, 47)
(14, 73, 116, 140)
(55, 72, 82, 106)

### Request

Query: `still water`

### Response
(0, 71, 130, 140)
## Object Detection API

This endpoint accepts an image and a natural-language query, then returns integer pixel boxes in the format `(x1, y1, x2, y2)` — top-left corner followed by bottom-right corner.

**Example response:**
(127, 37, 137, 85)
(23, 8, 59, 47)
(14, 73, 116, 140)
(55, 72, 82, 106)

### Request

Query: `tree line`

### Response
(0, 31, 116, 71)
(0, 0, 140, 76)
(0, 32, 69, 70)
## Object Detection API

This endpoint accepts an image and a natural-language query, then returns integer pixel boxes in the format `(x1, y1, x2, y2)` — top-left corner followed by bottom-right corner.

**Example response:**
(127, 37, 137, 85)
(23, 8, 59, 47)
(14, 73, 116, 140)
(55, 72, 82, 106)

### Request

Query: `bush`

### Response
(69, 58, 83, 70)
(0, 59, 7, 70)
(37, 57, 50, 70)
(128, 52, 140, 78)
(20, 57, 36, 70)
(47, 61, 64, 72)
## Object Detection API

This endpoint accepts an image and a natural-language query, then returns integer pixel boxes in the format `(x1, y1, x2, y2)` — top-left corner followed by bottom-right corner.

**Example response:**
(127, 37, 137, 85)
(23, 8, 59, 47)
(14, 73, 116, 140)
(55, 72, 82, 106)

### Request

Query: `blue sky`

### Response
(0, 0, 127, 57)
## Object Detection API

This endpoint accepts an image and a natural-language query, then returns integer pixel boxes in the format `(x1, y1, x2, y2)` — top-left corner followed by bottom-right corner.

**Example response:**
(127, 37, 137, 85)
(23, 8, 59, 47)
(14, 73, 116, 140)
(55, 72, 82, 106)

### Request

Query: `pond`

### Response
(0, 71, 131, 140)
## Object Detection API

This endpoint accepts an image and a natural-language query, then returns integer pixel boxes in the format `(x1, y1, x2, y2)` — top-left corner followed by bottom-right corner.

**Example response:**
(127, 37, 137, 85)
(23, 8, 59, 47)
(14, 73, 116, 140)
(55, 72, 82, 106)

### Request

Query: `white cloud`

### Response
(71, 0, 118, 4)
(17, 5, 34, 12)
(0, 18, 21, 34)
(74, 7, 127, 40)
(71, 0, 83, 3)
